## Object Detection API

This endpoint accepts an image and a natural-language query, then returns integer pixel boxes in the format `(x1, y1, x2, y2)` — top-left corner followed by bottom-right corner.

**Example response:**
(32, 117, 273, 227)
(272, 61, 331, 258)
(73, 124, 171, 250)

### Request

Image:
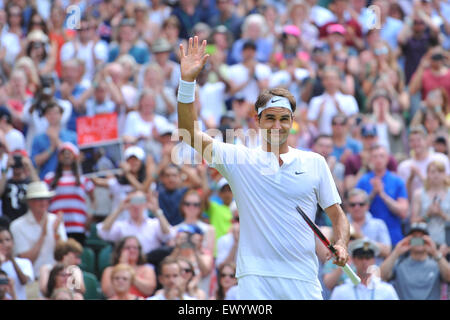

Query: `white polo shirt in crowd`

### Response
(330, 277, 399, 300)
(0, 257, 34, 300)
(96, 216, 175, 254)
(10, 211, 68, 276)
(307, 91, 359, 135)
(207, 140, 341, 288)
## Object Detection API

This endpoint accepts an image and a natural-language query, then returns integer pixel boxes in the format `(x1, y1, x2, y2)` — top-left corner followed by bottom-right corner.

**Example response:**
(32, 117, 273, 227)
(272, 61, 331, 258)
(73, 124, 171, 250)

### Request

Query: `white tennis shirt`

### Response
(207, 141, 341, 286)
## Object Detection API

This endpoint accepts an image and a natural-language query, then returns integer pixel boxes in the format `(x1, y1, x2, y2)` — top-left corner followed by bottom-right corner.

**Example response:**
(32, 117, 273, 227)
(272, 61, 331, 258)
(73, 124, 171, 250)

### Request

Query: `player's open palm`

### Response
(179, 36, 209, 82)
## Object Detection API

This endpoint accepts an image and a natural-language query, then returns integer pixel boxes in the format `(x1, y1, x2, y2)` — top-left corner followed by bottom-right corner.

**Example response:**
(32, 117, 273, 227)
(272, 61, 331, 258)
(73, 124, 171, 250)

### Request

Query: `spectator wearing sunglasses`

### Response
(346, 188, 392, 264)
(97, 190, 174, 255)
(175, 257, 206, 300)
(211, 262, 237, 300)
(175, 189, 215, 257)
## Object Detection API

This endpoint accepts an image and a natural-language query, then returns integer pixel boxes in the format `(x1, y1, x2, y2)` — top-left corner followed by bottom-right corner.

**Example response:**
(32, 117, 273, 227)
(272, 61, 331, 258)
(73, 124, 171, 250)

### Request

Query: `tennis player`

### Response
(177, 37, 350, 300)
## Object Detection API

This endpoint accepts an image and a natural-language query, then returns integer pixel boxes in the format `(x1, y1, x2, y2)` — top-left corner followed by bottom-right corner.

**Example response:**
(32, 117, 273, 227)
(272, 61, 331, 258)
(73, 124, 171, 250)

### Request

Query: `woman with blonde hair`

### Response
(101, 236, 156, 299)
(108, 263, 143, 300)
(14, 56, 40, 95)
(411, 160, 450, 245)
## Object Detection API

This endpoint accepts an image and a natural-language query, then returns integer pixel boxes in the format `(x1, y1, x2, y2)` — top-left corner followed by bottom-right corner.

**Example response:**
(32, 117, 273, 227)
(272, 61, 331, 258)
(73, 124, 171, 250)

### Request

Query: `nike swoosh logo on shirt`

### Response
(295, 171, 304, 175)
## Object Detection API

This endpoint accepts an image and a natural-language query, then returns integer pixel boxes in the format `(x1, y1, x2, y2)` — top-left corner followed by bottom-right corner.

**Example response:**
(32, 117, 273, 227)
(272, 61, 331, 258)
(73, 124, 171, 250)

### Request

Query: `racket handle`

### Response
(342, 263, 361, 285)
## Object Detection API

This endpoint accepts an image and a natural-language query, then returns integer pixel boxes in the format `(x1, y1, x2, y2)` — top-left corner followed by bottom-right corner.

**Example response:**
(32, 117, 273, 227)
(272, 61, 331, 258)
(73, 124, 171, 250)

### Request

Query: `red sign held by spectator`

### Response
(76, 113, 118, 146)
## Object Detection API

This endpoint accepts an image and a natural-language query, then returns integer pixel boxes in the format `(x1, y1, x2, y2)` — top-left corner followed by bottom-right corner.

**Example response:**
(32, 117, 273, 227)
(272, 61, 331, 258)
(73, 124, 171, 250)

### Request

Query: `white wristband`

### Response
(177, 79, 196, 103)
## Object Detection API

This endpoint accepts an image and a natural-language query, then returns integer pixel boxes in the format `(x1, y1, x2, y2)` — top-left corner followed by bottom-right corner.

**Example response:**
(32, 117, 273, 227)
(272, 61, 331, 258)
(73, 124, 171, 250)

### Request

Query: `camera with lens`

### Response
(179, 232, 196, 250)
(31, 75, 55, 116)
(12, 154, 23, 169)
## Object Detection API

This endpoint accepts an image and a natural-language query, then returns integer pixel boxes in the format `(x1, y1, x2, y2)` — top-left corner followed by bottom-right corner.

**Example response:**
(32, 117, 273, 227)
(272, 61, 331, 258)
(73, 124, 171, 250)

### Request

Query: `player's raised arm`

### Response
(177, 36, 214, 163)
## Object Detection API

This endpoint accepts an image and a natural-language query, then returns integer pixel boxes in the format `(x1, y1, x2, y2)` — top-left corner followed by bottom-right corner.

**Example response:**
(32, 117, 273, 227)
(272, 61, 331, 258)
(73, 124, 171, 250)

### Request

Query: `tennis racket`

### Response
(296, 205, 361, 285)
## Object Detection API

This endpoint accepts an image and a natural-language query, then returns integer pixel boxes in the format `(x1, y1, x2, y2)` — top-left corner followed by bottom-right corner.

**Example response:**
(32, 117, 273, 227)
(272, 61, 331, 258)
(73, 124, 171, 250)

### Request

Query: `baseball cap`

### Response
(327, 24, 346, 36)
(177, 224, 204, 235)
(217, 177, 230, 191)
(348, 238, 380, 258)
(124, 145, 145, 161)
(158, 122, 176, 137)
(283, 25, 301, 38)
(407, 222, 429, 236)
(0, 106, 12, 122)
(361, 123, 377, 137)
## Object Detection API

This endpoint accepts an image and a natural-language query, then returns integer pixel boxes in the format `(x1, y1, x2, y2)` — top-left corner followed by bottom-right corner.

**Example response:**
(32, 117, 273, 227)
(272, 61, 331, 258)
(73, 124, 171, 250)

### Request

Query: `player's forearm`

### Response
(326, 205, 350, 247)
(177, 101, 198, 146)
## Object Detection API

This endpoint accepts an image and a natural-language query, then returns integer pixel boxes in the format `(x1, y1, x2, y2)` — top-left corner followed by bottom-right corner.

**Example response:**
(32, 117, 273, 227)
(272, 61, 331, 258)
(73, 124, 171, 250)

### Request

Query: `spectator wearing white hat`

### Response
(92, 145, 154, 221)
(330, 238, 399, 300)
(44, 142, 95, 245)
(10, 181, 67, 277)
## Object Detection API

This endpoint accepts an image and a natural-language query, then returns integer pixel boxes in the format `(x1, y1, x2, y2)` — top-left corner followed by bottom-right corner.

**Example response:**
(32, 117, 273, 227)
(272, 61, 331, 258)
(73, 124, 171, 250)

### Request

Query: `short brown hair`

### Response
(254, 87, 296, 117)
(54, 238, 83, 261)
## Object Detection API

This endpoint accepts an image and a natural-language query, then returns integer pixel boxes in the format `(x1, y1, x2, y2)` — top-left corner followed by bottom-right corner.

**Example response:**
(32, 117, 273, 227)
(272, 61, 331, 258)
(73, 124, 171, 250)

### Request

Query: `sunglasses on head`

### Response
(349, 202, 366, 207)
(183, 201, 201, 208)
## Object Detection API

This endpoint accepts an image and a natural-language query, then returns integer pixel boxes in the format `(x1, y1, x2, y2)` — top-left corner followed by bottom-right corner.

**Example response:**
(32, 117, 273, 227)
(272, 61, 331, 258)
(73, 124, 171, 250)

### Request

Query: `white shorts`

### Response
(237, 275, 323, 300)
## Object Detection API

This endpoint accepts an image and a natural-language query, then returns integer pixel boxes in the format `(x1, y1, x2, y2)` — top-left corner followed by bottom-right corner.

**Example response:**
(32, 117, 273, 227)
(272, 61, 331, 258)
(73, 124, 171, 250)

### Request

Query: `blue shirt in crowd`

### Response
(157, 184, 188, 226)
(356, 171, 408, 246)
(31, 129, 78, 179)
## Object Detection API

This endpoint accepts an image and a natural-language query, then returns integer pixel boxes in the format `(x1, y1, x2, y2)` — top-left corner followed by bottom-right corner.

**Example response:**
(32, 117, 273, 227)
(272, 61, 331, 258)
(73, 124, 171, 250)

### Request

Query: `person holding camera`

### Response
(0, 150, 39, 224)
(330, 238, 398, 300)
(0, 106, 25, 153)
(0, 269, 17, 300)
(379, 222, 450, 300)
(97, 190, 174, 255)
(0, 227, 34, 300)
(166, 224, 214, 296)
(411, 160, 450, 246)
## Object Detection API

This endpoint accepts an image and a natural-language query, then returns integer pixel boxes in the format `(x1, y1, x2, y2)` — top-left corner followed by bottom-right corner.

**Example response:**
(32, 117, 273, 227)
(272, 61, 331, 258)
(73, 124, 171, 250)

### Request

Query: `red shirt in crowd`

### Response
(421, 68, 450, 100)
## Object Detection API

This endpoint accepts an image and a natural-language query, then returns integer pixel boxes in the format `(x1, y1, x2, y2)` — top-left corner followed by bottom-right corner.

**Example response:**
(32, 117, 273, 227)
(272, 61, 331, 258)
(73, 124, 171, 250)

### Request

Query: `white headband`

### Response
(257, 96, 292, 115)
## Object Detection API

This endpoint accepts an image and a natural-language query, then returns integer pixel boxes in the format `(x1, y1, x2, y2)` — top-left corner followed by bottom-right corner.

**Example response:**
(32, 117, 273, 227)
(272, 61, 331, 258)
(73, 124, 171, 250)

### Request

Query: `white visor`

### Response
(257, 96, 292, 115)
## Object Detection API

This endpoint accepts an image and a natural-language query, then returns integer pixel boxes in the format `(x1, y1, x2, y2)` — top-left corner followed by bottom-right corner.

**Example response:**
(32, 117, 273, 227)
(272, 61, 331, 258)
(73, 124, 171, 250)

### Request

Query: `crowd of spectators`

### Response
(0, 0, 449, 300)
